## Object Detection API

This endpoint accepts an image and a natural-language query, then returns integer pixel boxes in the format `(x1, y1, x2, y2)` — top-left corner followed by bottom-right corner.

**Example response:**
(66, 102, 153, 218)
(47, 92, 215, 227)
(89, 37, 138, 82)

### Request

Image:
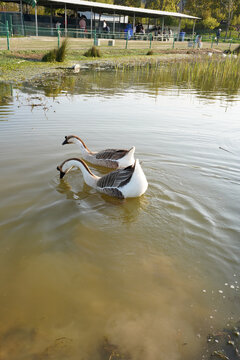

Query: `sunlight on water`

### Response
(0, 70, 239, 360)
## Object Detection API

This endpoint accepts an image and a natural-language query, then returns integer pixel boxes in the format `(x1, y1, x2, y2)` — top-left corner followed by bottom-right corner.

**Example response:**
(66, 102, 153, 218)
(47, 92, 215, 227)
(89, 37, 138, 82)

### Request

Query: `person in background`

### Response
(195, 34, 202, 48)
(79, 15, 86, 31)
(216, 28, 221, 45)
(103, 20, 107, 31)
(103, 20, 110, 33)
(55, 21, 61, 29)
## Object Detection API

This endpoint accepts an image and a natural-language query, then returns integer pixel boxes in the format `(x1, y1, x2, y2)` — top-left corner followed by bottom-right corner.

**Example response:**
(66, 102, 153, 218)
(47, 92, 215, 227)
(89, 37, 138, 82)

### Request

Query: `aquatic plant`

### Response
(56, 39, 68, 62)
(83, 46, 101, 58)
(129, 56, 240, 95)
(41, 49, 57, 63)
(234, 44, 240, 55)
(146, 50, 154, 56)
(42, 39, 68, 63)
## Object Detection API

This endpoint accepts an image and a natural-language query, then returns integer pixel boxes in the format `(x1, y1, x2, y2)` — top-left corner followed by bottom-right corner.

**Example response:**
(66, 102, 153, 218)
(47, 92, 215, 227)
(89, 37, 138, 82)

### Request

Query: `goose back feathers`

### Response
(62, 135, 135, 169)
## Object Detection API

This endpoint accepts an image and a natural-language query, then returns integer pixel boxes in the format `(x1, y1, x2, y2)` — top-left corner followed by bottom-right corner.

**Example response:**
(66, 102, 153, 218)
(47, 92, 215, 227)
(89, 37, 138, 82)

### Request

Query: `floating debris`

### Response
(211, 351, 230, 360)
(206, 322, 240, 360)
(100, 337, 131, 360)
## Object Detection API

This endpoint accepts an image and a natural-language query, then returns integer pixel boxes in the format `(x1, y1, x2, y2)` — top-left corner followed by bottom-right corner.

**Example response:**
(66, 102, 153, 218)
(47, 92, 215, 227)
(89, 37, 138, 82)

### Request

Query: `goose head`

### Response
(57, 158, 79, 179)
(62, 135, 90, 153)
(57, 158, 95, 179)
(57, 165, 66, 179)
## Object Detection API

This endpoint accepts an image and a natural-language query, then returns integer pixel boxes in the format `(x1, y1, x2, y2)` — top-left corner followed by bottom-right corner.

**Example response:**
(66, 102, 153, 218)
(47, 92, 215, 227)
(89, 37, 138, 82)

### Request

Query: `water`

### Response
(0, 70, 239, 360)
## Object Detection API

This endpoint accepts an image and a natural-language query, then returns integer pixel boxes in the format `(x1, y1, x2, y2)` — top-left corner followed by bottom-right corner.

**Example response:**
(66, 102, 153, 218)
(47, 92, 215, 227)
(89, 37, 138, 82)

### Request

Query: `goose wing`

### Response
(97, 164, 135, 191)
(95, 149, 129, 160)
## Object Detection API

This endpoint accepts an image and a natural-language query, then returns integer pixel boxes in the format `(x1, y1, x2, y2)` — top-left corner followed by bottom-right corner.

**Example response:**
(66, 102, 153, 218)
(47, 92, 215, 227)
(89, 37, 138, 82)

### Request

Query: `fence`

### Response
(0, 24, 239, 52)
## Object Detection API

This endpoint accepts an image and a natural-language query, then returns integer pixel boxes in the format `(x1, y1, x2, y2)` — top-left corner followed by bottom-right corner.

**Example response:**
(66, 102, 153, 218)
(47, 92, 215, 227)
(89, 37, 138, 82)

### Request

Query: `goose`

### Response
(62, 135, 135, 169)
(56, 158, 148, 199)
(72, 64, 80, 73)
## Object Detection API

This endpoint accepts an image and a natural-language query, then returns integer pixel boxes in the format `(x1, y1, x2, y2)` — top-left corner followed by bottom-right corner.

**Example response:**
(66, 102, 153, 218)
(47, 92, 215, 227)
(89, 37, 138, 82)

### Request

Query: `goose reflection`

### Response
(55, 177, 148, 224)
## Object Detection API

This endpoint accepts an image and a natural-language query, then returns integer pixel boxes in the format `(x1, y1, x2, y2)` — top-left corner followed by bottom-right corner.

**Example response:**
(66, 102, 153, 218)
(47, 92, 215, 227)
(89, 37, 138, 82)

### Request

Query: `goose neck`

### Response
(63, 159, 98, 188)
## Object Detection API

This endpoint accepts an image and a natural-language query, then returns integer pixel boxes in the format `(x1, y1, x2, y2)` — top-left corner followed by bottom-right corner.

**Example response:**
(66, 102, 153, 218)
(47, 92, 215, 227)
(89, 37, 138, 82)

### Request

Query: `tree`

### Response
(220, 0, 238, 38)
(184, 0, 240, 34)
(203, 16, 220, 29)
(114, 0, 141, 6)
(145, 0, 178, 11)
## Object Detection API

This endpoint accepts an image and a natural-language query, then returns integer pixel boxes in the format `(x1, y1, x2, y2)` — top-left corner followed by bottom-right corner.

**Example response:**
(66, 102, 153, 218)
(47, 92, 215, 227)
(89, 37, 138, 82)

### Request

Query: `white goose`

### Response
(57, 158, 148, 199)
(62, 135, 135, 169)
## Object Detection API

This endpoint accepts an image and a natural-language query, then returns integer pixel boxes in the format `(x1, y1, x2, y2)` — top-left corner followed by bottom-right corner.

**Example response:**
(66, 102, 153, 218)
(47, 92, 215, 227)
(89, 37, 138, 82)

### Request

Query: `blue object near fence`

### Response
(179, 31, 185, 41)
(124, 23, 133, 40)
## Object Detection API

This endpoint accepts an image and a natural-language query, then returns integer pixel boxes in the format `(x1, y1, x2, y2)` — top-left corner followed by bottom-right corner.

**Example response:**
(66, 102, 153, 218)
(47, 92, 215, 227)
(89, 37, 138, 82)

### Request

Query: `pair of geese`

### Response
(57, 135, 148, 199)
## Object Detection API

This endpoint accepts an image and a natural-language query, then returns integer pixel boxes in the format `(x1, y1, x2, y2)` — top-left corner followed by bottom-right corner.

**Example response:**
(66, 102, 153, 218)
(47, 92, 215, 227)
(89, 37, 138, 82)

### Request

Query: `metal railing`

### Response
(0, 24, 239, 52)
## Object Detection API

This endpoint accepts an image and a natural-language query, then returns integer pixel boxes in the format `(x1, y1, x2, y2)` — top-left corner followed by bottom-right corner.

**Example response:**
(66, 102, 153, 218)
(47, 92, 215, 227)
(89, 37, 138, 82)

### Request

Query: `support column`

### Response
(192, 19, 196, 39)
(90, 8, 93, 35)
(94, 12, 95, 29)
(119, 15, 121, 33)
(133, 13, 135, 33)
(64, 3, 67, 36)
(35, 4, 38, 36)
(50, 5, 53, 36)
(99, 13, 101, 31)
(178, 17, 181, 41)
(113, 11, 115, 34)
(161, 17, 164, 41)
(20, 0, 24, 36)
(75, 9, 78, 28)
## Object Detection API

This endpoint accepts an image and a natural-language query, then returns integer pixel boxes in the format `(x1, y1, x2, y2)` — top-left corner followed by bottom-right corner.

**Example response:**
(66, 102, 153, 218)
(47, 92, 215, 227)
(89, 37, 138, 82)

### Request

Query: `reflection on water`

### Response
(17, 57, 240, 101)
(0, 68, 240, 360)
(0, 83, 14, 120)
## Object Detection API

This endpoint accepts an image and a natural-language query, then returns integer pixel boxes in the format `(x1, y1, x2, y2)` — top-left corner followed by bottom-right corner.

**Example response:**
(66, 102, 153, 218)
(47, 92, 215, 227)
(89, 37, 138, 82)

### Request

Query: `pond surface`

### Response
(0, 69, 239, 360)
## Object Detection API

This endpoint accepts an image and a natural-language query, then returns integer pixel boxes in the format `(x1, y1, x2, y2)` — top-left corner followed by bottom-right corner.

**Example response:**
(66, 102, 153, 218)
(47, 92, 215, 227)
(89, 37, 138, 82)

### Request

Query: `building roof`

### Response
(35, 0, 200, 20)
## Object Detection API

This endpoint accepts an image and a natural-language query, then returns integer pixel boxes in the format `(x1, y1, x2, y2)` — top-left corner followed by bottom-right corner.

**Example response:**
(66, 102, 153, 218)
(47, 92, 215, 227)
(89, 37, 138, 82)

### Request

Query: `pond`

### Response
(0, 67, 239, 360)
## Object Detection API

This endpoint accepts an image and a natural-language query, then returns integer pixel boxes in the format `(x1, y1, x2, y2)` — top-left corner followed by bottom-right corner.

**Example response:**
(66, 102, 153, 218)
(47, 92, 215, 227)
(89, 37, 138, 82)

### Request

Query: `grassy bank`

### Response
(0, 46, 233, 82)
(0, 48, 185, 82)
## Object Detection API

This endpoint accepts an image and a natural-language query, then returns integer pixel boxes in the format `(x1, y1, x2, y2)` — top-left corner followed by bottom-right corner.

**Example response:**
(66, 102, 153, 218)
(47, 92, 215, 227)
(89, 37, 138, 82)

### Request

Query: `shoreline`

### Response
(0, 48, 223, 83)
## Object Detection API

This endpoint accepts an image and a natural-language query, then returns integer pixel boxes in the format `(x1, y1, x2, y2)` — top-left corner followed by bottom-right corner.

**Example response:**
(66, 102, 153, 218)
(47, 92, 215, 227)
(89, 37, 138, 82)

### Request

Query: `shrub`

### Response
(84, 46, 101, 57)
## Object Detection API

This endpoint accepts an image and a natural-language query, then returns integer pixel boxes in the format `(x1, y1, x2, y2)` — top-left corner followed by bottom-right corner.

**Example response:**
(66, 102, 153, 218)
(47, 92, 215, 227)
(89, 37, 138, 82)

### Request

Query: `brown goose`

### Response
(62, 135, 135, 169)
(57, 158, 148, 199)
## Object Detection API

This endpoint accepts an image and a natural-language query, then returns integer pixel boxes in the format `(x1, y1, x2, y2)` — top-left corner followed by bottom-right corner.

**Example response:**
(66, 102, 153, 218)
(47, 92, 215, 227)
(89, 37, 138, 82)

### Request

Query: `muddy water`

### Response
(0, 70, 239, 360)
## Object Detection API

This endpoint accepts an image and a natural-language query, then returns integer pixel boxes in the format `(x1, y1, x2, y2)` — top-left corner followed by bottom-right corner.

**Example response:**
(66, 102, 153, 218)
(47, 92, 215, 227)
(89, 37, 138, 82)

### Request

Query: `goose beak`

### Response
(62, 136, 68, 145)
(57, 166, 66, 179)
